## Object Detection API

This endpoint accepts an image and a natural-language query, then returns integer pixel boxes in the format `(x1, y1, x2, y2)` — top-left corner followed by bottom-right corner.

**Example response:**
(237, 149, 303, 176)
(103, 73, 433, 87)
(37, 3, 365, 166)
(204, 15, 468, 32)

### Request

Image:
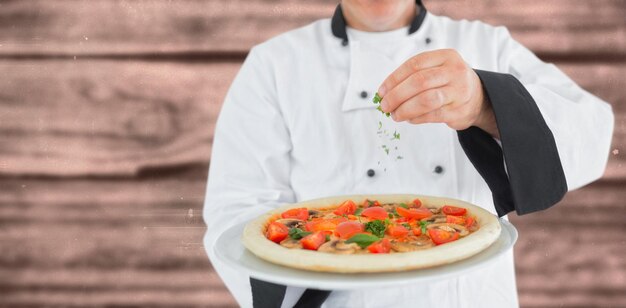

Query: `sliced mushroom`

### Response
(308, 209, 322, 218)
(318, 240, 360, 254)
(390, 235, 434, 252)
(279, 237, 302, 249)
(421, 214, 447, 223)
(427, 207, 442, 214)
(275, 219, 304, 229)
(427, 223, 469, 236)
(382, 204, 396, 212)
(322, 212, 336, 219)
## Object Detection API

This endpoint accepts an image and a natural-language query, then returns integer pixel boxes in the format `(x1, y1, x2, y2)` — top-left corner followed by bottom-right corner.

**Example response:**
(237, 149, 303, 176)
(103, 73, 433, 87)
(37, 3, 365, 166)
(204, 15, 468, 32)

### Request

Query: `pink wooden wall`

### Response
(0, 1, 624, 307)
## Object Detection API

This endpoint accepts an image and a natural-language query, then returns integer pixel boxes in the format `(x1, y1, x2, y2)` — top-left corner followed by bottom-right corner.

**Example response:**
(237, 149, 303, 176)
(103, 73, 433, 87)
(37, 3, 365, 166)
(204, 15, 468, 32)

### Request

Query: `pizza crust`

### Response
(242, 194, 501, 273)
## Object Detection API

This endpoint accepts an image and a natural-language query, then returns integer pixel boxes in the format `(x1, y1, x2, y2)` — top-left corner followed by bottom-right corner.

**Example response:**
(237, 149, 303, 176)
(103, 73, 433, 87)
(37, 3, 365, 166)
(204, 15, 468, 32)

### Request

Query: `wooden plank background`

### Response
(0, 0, 624, 307)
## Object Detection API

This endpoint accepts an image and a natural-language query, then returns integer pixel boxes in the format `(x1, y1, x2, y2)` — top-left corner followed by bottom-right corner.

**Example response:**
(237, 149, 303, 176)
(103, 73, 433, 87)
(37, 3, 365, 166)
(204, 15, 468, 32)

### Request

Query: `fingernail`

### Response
(391, 112, 397, 121)
(378, 85, 386, 97)
(381, 99, 388, 112)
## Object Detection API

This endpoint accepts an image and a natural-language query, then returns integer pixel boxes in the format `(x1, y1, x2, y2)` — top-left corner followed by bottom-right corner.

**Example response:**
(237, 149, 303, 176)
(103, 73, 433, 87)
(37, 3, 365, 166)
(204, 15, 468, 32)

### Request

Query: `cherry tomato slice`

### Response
(301, 231, 326, 250)
(428, 228, 460, 245)
(266, 222, 289, 243)
(396, 207, 432, 220)
(281, 207, 309, 220)
(362, 199, 381, 207)
(442, 205, 467, 216)
(305, 217, 347, 232)
(412, 198, 422, 208)
(446, 215, 466, 225)
(465, 217, 478, 231)
(412, 227, 422, 236)
(361, 207, 389, 220)
(336, 221, 365, 239)
(367, 238, 391, 253)
(386, 225, 409, 237)
(333, 200, 357, 216)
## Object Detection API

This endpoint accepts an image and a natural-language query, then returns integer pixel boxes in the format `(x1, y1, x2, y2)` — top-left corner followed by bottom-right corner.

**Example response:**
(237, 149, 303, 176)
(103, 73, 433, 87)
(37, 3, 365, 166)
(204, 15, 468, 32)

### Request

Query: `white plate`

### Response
(214, 219, 517, 290)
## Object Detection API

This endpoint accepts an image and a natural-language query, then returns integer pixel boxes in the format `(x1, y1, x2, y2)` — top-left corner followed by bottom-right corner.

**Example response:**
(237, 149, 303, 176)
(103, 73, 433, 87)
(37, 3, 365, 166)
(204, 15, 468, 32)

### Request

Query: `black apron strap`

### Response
(250, 278, 332, 308)
(293, 289, 333, 308)
(250, 278, 286, 308)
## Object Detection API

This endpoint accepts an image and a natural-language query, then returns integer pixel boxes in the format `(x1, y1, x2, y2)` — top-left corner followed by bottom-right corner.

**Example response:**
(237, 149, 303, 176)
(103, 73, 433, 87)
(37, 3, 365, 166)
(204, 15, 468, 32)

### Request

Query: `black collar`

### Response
(331, 1, 427, 45)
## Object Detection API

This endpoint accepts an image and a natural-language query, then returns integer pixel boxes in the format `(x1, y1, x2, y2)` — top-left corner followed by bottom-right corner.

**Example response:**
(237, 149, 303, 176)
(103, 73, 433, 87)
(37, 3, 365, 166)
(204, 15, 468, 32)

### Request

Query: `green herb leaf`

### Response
(390, 208, 398, 217)
(393, 131, 400, 140)
(419, 221, 431, 235)
(378, 121, 382, 130)
(325, 234, 331, 241)
(364, 220, 387, 238)
(385, 112, 391, 117)
(373, 92, 382, 104)
(399, 203, 408, 209)
(288, 228, 311, 240)
(346, 233, 380, 248)
(402, 223, 411, 229)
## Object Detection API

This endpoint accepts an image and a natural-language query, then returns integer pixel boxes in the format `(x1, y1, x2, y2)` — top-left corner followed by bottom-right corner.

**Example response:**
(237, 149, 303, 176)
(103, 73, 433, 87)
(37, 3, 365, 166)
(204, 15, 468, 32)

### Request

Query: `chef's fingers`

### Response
(407, 102, 477, 131)
(391, 86, 455, 122)
(378, 49, 454, 97)
(406, 104, 457, 125)
(381, 67, 452, 113)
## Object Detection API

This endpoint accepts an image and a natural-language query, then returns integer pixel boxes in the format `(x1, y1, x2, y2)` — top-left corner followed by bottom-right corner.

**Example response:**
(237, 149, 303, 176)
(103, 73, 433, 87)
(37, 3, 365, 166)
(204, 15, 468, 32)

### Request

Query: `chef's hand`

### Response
(378, 49, 499, 138)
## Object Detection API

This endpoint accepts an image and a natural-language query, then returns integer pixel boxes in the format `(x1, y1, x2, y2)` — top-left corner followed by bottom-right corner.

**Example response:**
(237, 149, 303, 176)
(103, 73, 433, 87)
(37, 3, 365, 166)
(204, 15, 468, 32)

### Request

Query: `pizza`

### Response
(242, 194, 501, 273)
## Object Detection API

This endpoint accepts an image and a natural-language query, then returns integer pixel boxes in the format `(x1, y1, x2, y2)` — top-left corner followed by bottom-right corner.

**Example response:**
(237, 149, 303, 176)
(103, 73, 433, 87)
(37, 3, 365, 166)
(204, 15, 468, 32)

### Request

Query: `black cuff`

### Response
(457, 70, 567, 216)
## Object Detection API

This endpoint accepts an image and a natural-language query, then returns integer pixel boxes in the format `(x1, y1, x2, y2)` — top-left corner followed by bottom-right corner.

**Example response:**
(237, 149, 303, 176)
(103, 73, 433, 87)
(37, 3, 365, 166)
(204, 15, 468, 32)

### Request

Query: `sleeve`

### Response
(202, 47, 296, 306)
(458, 27, 614, 216)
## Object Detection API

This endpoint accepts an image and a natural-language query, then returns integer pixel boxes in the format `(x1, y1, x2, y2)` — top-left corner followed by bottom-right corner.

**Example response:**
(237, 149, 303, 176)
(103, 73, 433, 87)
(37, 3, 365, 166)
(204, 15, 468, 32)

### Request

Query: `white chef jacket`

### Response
(203, 10, 613, 308)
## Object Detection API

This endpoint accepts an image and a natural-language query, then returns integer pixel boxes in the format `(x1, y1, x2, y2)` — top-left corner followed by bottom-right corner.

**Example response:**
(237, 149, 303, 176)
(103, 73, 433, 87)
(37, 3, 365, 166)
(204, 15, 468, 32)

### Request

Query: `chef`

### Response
(203, 0, 614, 307)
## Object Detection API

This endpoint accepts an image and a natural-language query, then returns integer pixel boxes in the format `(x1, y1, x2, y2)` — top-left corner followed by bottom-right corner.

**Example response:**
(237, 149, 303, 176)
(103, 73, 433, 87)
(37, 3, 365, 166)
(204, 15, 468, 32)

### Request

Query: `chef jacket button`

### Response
(425, 37, 432, 44)
(341, 39, 348, 46)
(367, 169, 375, 177)
(434, 165, 444, 174)
(360, 91, 368, 99)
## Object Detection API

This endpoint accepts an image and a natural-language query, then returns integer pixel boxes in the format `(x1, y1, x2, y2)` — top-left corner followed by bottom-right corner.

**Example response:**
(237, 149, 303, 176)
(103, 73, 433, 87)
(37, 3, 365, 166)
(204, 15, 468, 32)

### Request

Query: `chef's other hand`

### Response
(378, 49, 499, 138)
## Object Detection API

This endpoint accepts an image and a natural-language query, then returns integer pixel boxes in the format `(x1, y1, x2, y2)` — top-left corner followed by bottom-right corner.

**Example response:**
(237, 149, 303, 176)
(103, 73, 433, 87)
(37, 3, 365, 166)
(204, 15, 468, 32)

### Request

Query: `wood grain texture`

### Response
(1, 1, 624, 307)
(1, 171, 624, 307)
(1, 269, 236, 308)
(510, 181, 626, 307)
(0, 168, 238, 307)
(0, 60, 239, 176)
(0, 0, 624, 56)
(1, 61, 623, 178)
